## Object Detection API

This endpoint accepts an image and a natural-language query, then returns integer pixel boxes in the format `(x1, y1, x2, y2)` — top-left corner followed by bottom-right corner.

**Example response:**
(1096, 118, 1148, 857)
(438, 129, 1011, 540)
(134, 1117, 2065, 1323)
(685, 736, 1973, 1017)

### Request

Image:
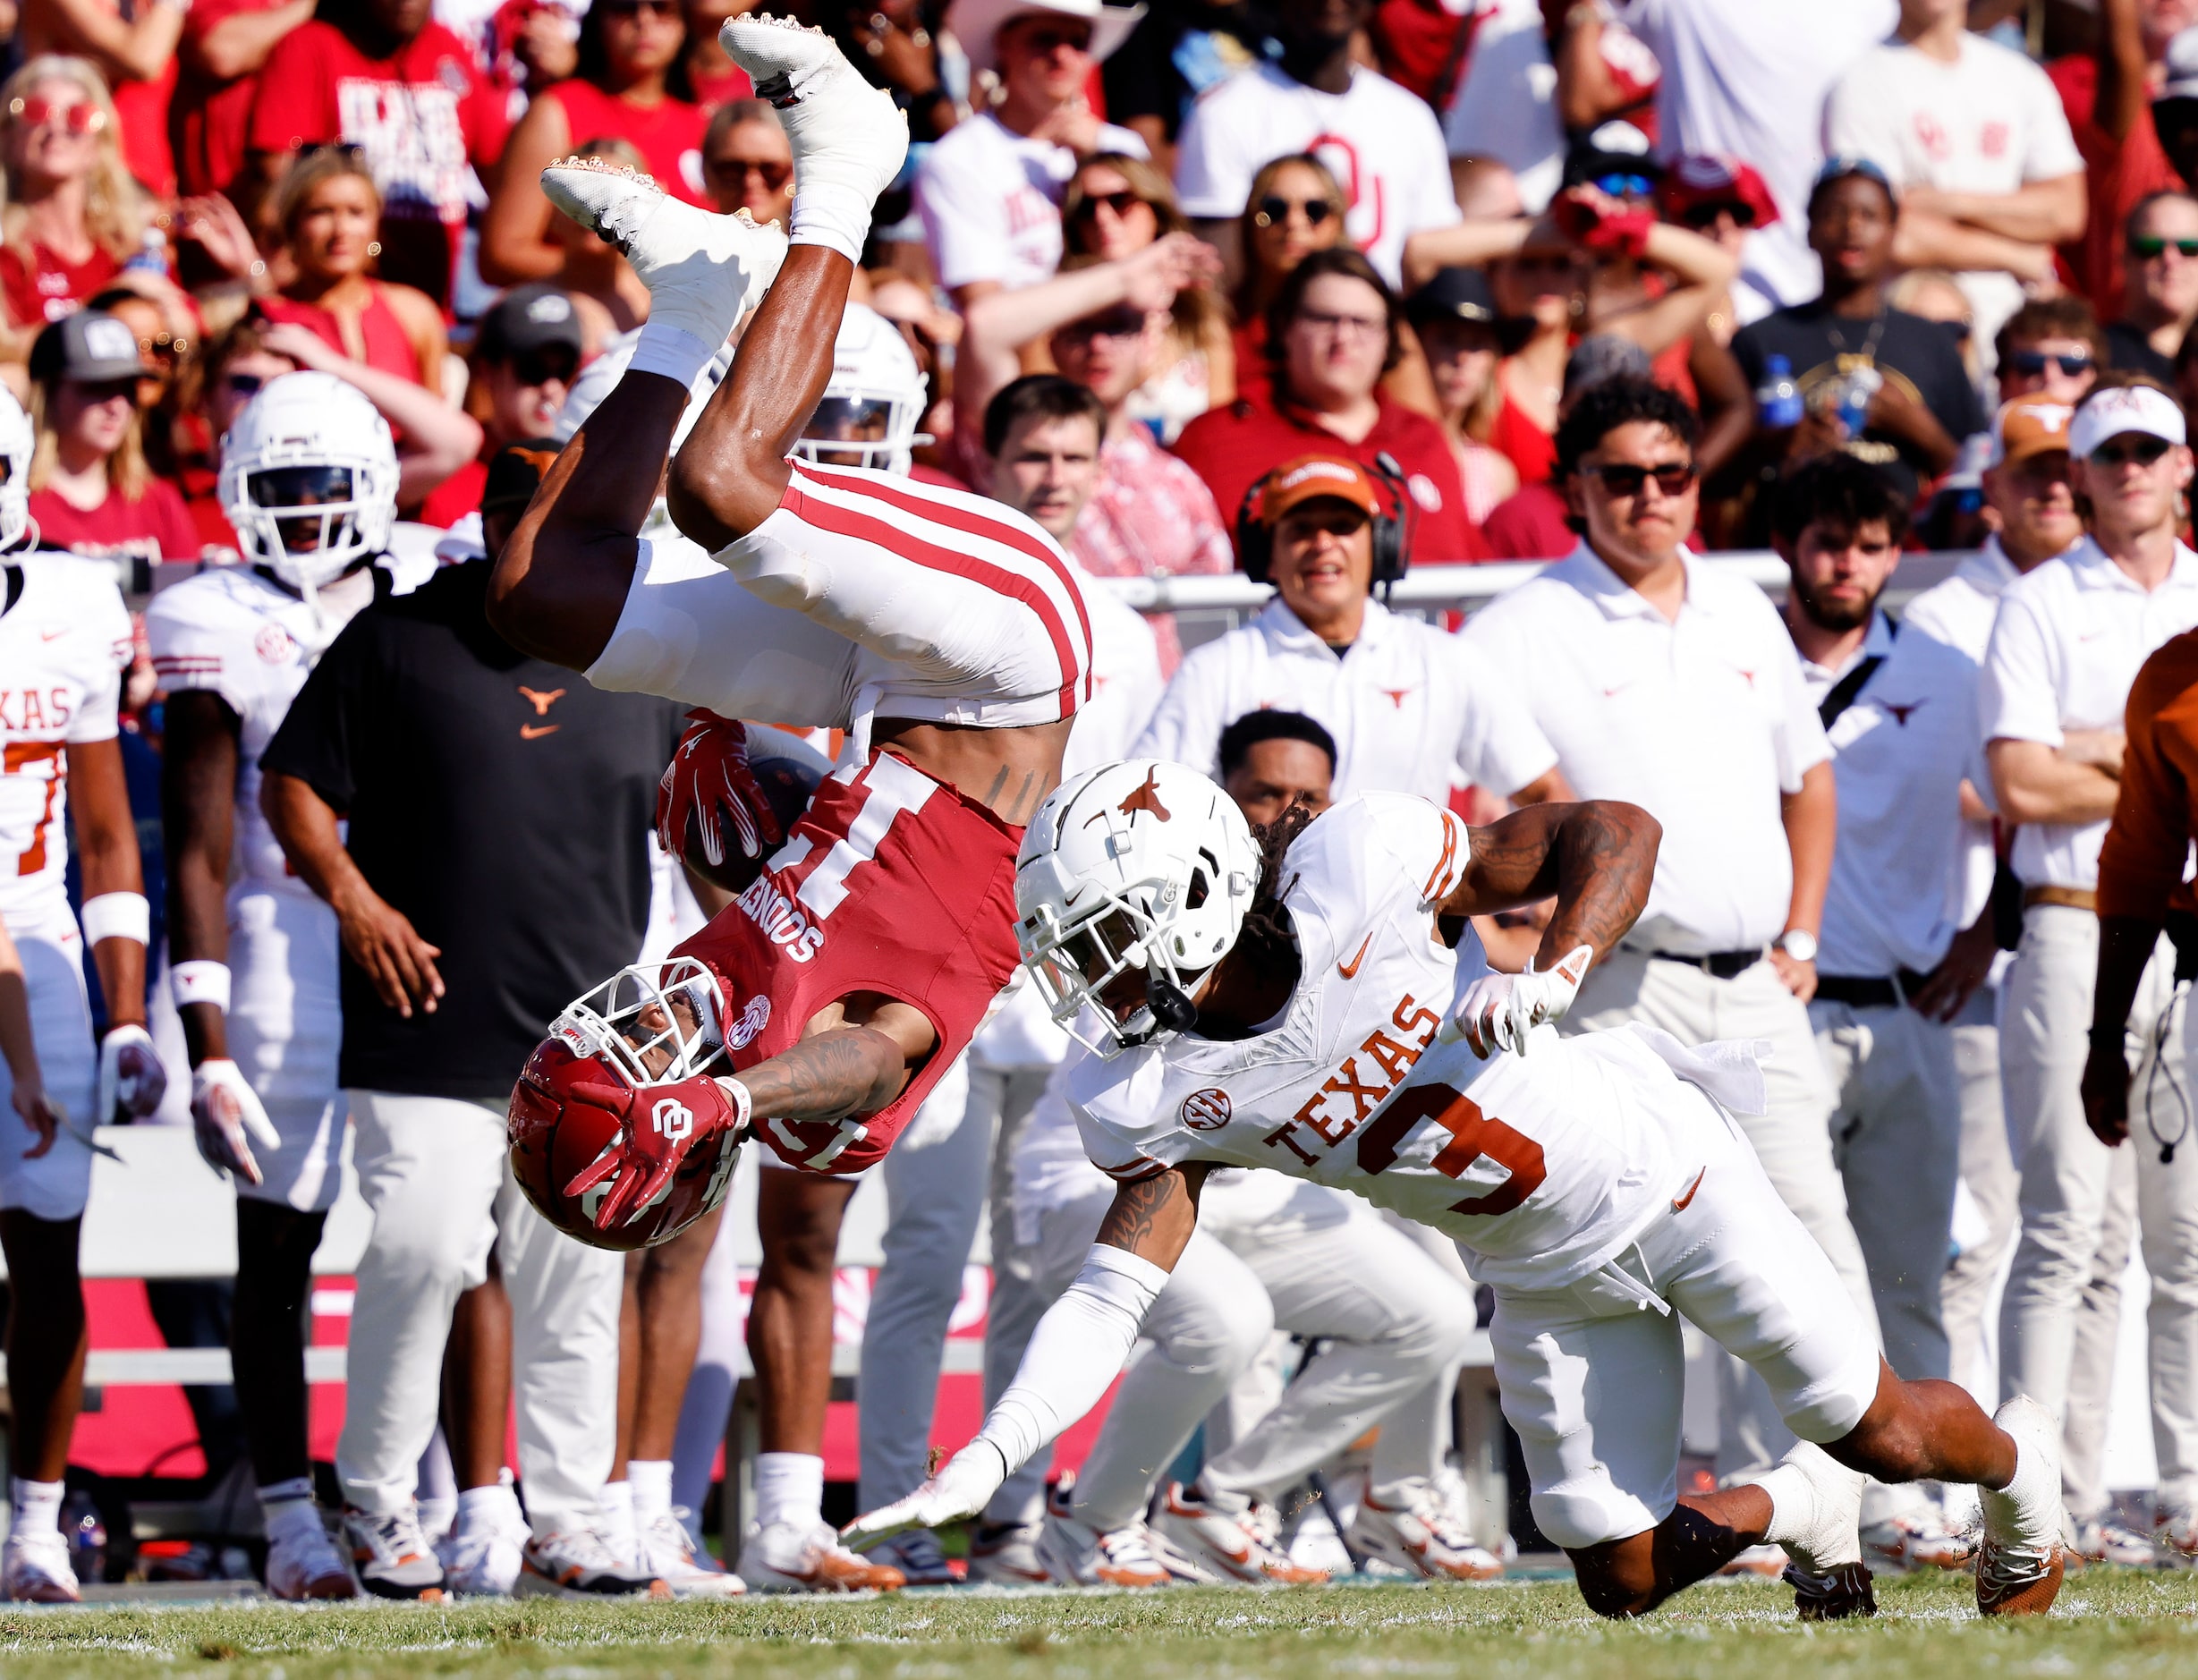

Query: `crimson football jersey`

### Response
(673, 749, 1023, 1175)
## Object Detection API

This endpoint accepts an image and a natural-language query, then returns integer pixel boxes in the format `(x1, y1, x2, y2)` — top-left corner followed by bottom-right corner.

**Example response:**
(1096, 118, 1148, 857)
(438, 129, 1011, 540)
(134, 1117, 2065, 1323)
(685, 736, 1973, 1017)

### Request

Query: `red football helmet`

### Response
(508, 959, 746, 1251)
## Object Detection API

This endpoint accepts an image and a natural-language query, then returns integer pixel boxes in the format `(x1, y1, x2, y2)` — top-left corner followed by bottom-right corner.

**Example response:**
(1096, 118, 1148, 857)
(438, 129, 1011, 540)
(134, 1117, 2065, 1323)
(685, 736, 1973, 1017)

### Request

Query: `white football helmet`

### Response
(219, 371, 398, 598)
(0, 384, 32, 551)
(793, 302, 929, 476)
(549, 957, 727, 1091)
(1015, 760, 1259, 1056)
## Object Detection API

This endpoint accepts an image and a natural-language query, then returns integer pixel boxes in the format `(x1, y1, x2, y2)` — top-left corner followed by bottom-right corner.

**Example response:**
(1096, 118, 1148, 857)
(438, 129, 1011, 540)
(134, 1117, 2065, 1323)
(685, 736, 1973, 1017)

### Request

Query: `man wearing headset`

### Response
(1134, 454, 1569, 812)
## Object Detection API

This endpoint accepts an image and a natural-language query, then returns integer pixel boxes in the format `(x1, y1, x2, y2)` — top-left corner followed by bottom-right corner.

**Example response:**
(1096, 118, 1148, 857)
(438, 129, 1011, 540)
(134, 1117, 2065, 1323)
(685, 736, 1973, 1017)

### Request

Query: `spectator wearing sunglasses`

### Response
(182, 317, 298, 548)
(1822, 0, 2083, 372)
(700, 98, 793, 228)
(1405, 267, 1517, 525)
(247, 0, 511, 311)
(2107, 191, 2198, 385)
(1227, 153, 1346, 410)
(0, 58, 153, 361)
(86, 282, 203, 485)
(17, 0, 189, 196)
(916, 0, 1150, 311)
(1995, 295, 2106, 410)
(481, 0, 707, 289)
(24, 309, 200, 564)
(1173, 0, 1456, 290)
(420, 284, 583, 529)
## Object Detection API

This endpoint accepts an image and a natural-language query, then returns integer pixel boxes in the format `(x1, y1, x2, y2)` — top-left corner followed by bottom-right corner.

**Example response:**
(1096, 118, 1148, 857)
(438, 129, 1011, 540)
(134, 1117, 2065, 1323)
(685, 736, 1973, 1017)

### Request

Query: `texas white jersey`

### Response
(1065, 794, 1695, 1291)
(0, 556, 132, 925)
(146, 562, 383, 889)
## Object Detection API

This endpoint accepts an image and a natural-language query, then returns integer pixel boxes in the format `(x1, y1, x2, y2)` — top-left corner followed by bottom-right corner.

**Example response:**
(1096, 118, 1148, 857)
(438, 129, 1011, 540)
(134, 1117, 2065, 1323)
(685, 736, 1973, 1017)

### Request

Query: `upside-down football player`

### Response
(487, 19, 1091, 1591)
(836, 762, 2070, 1620)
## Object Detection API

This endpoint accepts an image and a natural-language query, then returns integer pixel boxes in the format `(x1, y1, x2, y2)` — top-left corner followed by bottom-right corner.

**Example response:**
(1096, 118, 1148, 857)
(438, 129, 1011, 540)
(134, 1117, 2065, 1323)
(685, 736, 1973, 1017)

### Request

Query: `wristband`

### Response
(788, 182, 876, 266)
(172, 960, 232, 1013)
(81, 891, 150, 946)
(628, 320, 718, 390)
(717, 1075, 755, 1139)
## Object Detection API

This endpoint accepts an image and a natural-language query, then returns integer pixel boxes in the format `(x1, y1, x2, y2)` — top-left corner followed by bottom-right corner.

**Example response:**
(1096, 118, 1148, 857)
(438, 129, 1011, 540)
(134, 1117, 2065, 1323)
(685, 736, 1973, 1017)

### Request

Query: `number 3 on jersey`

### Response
(1356, 1083, 1548, 1217)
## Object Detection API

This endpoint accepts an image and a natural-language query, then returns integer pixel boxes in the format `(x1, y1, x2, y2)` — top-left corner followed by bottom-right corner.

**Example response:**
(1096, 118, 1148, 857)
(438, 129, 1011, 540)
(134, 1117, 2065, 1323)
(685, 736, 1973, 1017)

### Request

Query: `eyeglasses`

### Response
(1254, 196, 1335, 230)
(1014, 22, 1093, 54)
(1592, 173, 1656, 199)
(2006, 349, 2094, 377)
(1294, 309, 1388, 340)
(9, 97, 106, 136)
(225, 371, 267, 397)
(1076, 189, 1150, 219)
(709, 155, 792, 191)
(2131, 235, 2198, 259)
(1679, 199, 1756, 230)
(509, 348, 579, 387)
(2090, 435, 2175, 467)
(73, 378, 140, 404)
(1058, 310, 1146, 341)
(1584, 459, 1699, 497)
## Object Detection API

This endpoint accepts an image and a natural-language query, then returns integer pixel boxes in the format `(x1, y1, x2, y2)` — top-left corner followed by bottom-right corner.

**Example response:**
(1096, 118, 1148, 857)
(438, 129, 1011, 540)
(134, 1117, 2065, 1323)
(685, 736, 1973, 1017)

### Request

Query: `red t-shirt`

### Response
(1171, 393, 1487, 564)
(417, 456, 488, 529)
(32, 477, 203, 564)
(691, 64, 754, 110)
(0, 243, 122, 332)
(2049, 53, 2182, 320)
(1480, 481, 1574, 561)
(542, 80, 708, 204)
(174, 0, 292, 196)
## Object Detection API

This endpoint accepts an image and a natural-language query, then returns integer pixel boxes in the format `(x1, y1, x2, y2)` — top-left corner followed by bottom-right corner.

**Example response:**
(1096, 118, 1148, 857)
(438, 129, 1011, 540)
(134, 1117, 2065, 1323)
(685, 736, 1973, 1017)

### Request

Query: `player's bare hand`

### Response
(191, 1058, 282, 1185)
(13, 1079, 59, 1158)
(841, 1442, 1007, 1549)
(562, 1073, 751, 1230)
(2082, 1033, 2131, 1147)
(334, 887, 445, 1017)
(1766, 948, 1816, 1000)
(1443, 945, 1592, 1056)
(1907, 915, 1996, 1023)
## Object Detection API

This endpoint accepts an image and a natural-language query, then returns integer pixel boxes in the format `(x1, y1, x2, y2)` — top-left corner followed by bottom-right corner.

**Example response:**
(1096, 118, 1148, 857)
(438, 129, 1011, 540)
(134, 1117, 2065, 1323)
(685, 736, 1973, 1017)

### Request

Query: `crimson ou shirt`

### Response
(30, 478, 203, 565)
(673, 750, 1025, 1177)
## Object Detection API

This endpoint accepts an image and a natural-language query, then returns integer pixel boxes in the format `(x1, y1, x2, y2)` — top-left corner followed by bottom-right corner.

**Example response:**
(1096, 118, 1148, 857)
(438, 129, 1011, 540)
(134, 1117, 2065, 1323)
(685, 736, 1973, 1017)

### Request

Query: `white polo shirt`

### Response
(1132, 594, 1557, 803)
(1795, 608, 1898, 710)
(1462, 542, 1830, 955)
(1814, 618, 1993, 978)
(915, 113, 1149, 293)
(1980, 535, 2198, 890)
(1901, 537, 2024, 665)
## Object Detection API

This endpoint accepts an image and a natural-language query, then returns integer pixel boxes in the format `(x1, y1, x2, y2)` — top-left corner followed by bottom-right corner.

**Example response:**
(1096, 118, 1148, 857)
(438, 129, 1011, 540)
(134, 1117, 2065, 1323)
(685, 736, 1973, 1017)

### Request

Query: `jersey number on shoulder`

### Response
(1354, 1083, 1548, 1217)
(4, 742, 64, 876)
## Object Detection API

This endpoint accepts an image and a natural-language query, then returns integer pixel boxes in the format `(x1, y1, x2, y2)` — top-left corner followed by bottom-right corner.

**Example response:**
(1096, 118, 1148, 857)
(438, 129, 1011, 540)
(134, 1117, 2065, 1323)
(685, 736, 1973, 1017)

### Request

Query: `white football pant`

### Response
(0, 902, 99, 1221)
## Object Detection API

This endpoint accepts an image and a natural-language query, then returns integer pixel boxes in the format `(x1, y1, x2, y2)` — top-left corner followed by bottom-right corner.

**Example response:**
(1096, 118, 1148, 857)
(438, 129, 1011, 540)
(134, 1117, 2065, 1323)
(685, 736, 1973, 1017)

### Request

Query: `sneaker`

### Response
(967, 1522, 1048, 1585)
(1352, 1480, 1505, 1582)
(539, 163, 785, 353)
(866, 1527, 957, 1587)
(742, 1519, 904, 1592)
(2, 1529, 80, 1603)
(1155, 1482, 1328, 1585)
(1862, 1510, 1974, 1574)
(1753, 1442, 1874, 1621)
(439, 1523, 525, 1599)
(1976, 1396, 2066, 1616)
(2155, 1506, 2198, 1566)
(518, 1527, 671, 1600)
(2067, 1513, 2155, 1568)
(1037, 1504, 1177, 1589)
(341, 1506, 447, 1601)
(637, 1510, 744, 1599)
(264, 1512, 357, 1600)
(718, 16, 909, 206)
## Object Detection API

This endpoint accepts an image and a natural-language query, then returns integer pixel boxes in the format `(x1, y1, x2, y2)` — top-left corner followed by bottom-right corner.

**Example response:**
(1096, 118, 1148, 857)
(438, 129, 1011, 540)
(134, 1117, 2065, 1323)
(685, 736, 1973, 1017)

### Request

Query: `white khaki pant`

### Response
(1810, 998, 1962, 1381)
(336, 1091, 624, 1534)
(1567, 949, 1876, 1479)
(1943, 1014, 2018, 1400)
(1999, 904, 2198, 1517)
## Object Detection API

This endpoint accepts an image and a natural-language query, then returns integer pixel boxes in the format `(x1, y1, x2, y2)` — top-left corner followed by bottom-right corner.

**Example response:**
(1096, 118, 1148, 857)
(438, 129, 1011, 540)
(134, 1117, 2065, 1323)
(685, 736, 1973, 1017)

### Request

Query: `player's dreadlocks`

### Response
(1235, 799, 1317, 974)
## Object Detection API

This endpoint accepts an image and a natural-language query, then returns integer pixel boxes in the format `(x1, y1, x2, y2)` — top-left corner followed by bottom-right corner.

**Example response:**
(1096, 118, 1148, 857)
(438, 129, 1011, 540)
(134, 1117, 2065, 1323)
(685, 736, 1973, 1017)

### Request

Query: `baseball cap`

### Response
(1257, 454, 1383, 526)
(2068, 384, 2187, 459)
(481, 437, 564, 518)
(29, 309, 146, 386)
(1986, 399, 2076, 469)
(1658, 153, 1780, 231)
(2161, 26, 2198, 102)
(477, 284, 585, 363)
(1561, 120, 1661, 191)
(1813, 153, 1897, 198)
(1404, 267, 1496, 328)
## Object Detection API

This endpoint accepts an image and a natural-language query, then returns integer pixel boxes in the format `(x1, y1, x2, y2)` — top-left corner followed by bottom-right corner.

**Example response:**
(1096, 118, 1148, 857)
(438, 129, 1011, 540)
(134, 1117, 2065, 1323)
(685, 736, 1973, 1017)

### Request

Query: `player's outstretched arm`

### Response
(486, 371, 691, 672)
(841, 1164, 1209, 1546)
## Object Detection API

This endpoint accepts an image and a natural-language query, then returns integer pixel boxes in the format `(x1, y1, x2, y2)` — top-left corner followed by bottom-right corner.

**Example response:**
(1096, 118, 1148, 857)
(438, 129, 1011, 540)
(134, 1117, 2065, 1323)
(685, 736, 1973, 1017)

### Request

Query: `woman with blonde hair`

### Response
(24, 307, 198, 561)
(1228, 153, 1346, 407)
(253, 147, 448, 395)
(0, 56, 149, 359)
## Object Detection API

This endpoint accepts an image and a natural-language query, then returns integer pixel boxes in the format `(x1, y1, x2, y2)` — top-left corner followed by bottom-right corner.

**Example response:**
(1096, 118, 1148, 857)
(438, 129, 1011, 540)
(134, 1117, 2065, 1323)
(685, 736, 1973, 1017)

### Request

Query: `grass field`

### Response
(3, 1570, 2195, 1680)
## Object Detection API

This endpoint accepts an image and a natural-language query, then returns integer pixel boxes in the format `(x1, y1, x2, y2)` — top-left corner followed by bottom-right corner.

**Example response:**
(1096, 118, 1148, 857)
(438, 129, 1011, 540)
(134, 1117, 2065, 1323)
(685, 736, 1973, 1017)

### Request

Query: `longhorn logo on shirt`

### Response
(1381, 689, 1413, 710)
(1118, 768, 1172, 821)
(1181, 1088, 1232, 1131)
(519, 685, 566, 740)
(1885, 700, 1926, 727)
(651, 1097, 694, 1142)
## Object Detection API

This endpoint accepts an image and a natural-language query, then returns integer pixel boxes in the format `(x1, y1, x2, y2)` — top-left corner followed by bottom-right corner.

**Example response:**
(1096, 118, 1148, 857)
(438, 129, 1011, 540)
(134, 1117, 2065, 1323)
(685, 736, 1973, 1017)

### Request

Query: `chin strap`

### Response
(1143, 973, 1200, 1036)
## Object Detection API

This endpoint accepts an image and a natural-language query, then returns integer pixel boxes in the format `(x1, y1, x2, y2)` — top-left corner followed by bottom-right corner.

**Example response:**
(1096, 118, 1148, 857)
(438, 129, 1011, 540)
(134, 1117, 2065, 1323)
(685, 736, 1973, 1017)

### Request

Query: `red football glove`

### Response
(656, 711, 785, 872)
(562, 1073, 753, 1231)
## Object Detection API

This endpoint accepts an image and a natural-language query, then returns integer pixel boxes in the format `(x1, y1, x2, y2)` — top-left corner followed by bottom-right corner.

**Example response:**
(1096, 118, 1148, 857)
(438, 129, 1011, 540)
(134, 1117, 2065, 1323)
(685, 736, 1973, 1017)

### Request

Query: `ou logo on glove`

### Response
(651, 1097, 694, 1142)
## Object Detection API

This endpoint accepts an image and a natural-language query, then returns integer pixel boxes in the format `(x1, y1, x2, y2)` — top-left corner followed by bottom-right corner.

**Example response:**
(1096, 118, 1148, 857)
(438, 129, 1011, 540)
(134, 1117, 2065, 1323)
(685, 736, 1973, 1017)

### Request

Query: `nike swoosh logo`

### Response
(40, 629, 64, 641)
(1338, 934, 1373, 979)
(1672, 1167, 1707, 1212)
(520, 724, 560, 740)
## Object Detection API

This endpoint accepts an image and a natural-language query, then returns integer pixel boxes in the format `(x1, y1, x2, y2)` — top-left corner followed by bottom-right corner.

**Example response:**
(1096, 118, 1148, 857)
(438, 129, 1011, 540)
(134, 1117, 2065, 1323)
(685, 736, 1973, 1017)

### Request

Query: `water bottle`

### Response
(1835, 363, 1884, 440)
(1754, 353, 1803, 430)
(61, 1490, 106, 1587)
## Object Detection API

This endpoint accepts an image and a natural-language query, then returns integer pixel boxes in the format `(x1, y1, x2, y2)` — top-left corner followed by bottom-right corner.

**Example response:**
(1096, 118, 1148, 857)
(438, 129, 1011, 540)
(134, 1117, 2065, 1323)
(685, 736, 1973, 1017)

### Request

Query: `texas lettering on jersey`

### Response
(1259, 992, 1442, 1165)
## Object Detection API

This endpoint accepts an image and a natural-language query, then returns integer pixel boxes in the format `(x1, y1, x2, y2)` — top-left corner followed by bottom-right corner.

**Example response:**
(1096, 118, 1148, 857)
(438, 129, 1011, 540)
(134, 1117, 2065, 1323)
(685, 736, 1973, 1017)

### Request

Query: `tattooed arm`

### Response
(730, 994, 939, 1123)
(1443, 801, 1661, 971)
(1095, 1161, 1213, 1268)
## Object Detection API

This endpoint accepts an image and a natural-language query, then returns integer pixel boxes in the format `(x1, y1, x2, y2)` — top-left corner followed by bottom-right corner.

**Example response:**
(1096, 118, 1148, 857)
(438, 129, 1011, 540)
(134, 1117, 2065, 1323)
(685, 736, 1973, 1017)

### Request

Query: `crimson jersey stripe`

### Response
(784, 482, 1086, 720)
(794, 465, 1096, 704)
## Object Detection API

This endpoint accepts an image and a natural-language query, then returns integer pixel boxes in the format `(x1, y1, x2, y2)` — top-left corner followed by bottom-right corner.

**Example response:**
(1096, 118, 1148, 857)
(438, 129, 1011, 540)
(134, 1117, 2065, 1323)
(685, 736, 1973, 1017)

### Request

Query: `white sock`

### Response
(598, 1478, 636, 1545)
(1749, 1462, 1813, 1548)
(628, 1459, 674, 1526)
(10, 1477, 63, 1536)
(457, 1481, 523, 1535)
(258, 1478, 319, 1543)
(754, 1452, 825, 1532)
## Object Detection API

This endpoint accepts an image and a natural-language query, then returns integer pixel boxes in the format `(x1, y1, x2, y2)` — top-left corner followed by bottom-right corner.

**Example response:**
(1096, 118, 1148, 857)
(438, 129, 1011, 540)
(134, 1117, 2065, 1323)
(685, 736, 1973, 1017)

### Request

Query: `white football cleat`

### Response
(1, 1529, 80, 1603)
(966, 1521, 1048, 1585)
(541, 161, 786, 351)
(2156, 1505, 2198, 1567)
(742, 1520, 904, 1592)
(719, 15, 908, 205)
(1351, 1480, 1505, 1582)
(1155, 1483, 1328, 1585)
(264, 1510, 358, 1600)
(637, 1510, 745, 1599)
(1754, 1442, 1875, 1620)
(1977, 1396, 2066, 1616)
(1038, 1502, 1193, 1589)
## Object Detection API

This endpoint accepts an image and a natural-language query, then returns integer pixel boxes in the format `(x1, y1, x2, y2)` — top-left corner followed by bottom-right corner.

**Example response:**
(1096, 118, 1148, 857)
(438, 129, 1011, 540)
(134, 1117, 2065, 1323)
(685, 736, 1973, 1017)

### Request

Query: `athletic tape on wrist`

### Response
(81, 892, 149, 946)
(628, 322, 718, 390)
(171, 960, 232, 1013)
